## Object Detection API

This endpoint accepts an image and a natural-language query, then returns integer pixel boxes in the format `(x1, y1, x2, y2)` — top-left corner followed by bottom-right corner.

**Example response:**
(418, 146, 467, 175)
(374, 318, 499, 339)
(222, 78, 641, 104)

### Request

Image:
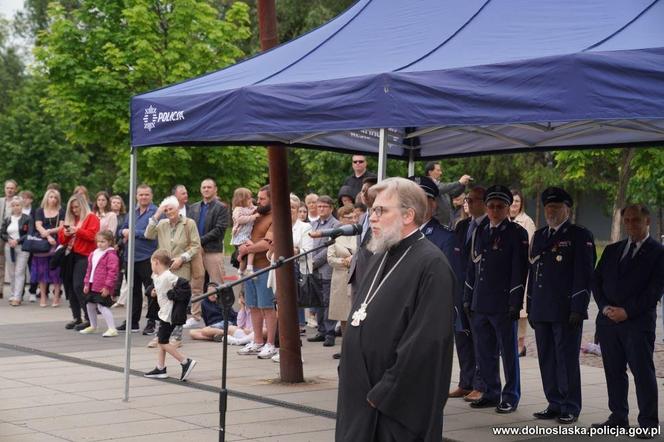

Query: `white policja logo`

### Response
(143, 105, 185, 132)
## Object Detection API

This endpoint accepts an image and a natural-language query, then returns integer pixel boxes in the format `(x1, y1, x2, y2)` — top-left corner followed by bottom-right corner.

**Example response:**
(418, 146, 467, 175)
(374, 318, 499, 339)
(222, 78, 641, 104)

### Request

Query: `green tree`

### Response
(0, 75, 91, 196)
(0, 17, 24, 113)
(35, 0, 259, 193)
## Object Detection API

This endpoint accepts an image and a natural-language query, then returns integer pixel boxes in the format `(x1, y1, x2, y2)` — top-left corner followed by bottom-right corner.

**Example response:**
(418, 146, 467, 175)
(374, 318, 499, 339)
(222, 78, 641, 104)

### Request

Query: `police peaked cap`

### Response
(407, 176, 439, 198)
(542, 187, 573, 207)
(485, 185, 513, 205)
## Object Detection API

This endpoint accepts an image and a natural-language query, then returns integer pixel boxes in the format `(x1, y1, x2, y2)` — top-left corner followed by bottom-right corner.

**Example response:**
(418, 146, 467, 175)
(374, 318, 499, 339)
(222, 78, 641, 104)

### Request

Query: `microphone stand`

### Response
(189, 237, 338, 442)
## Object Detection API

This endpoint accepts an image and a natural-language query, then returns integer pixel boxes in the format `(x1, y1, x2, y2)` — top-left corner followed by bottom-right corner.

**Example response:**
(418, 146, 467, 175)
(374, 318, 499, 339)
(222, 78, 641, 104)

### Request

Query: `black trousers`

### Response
(63, 253, 89, 322)
(128, 259, 156, 327)
(597, 324, 658, 429)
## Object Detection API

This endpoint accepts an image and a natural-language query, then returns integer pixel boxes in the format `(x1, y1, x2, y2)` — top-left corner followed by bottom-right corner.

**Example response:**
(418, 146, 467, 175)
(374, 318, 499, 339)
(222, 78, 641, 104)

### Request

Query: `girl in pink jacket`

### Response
(80, 230, 120, 337)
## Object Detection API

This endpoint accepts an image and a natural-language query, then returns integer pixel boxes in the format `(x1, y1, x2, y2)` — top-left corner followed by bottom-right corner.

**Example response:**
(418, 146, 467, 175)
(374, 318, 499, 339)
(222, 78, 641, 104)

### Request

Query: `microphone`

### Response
(309, 223, 362, 238)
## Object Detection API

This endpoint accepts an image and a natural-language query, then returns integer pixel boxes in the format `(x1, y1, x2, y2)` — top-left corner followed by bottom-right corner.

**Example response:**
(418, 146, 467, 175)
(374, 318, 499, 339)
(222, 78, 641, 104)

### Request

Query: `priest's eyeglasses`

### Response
(369, 205, 404, 218)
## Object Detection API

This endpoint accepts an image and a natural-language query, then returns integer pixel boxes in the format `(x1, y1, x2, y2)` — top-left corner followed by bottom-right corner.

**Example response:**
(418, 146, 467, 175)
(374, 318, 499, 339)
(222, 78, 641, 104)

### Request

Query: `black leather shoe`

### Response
(117, 322, 127, 331)
(74, 321, 90, 331)
(635, 427, 657, 439)
(65, 319, 82, 330)
(323, 336, 335, 347)
(469, 397, 499, 409)
(307, 333, 325, 342)
(533, 408, 560, 420)
(590, 419, 629, 429)
(557, 413, 578, 424)
(332, 353, 341, 359)
(496, 402, 517, 414)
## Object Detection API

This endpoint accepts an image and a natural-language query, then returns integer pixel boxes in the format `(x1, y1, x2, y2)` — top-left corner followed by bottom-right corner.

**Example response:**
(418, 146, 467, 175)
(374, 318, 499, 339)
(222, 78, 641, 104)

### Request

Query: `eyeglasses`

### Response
(369, 205, 404, 217)
(353, 160, 365, 164)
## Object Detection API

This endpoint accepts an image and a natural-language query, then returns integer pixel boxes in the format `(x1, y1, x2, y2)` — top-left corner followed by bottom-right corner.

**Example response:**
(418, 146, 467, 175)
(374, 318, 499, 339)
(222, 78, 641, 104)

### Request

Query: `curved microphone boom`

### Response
(309, 223, 362, 238)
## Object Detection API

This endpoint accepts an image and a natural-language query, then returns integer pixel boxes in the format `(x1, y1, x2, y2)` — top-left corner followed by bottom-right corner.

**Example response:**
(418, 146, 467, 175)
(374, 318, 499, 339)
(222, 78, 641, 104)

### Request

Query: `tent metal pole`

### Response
(407, 149, 415, 176)
(123, 147, 138, 402)
(378, 128, 388, 181)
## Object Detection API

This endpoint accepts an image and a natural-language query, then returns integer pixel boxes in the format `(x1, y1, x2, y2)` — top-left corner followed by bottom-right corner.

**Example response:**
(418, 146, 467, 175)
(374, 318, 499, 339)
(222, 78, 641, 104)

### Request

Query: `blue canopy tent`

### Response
(122, 0, 664, 398)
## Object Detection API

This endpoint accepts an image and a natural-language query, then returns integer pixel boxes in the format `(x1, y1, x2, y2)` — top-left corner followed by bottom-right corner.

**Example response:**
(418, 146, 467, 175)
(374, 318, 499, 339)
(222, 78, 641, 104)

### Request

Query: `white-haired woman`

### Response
(145, 195, 201, 347)
(58, 193, 100, 330)
(32, 188, 65, 307)
(1, 196, 32, 306)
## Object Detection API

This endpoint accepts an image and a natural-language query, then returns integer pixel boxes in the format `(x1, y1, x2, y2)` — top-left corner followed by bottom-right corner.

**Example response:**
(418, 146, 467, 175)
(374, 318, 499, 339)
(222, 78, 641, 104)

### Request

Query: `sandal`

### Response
(40, 303, 48, 308)
(52, 303, 60, 308)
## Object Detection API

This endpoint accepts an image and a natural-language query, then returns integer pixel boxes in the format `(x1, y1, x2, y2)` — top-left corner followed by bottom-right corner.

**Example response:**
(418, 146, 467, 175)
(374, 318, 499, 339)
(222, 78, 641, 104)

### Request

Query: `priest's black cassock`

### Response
(336, 230, 455, 442)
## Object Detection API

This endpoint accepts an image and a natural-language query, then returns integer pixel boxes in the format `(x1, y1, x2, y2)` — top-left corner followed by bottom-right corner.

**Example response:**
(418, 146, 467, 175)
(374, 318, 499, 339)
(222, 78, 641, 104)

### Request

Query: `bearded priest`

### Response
(335, 177, 456, 442)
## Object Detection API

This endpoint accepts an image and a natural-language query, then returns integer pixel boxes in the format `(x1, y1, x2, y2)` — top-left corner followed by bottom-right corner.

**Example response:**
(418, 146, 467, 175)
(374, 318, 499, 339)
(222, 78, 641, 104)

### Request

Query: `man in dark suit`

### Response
(463, 185, 529, 414)
(409, 176, 455, 259)
(528, 187, 596, 424)
(449, 186, 487, 402)
(592, 204, 664, 438)
(348, 177, 377, 306)
(184, 178, 229, 329)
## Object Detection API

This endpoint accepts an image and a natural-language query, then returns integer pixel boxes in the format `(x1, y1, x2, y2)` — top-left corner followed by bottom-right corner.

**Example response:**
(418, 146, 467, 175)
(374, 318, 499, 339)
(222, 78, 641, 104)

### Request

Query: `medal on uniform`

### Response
(556, 255, 563, 262)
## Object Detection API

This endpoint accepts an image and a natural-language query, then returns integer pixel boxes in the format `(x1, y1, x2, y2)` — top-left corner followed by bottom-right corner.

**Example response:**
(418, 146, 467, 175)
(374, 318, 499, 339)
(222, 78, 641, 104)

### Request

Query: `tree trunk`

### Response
(610, 148, 636, 242)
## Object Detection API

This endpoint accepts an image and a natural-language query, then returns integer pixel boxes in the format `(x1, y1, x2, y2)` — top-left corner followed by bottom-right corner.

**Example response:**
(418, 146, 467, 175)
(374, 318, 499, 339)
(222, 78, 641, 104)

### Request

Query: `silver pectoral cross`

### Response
(351, 303, 368, 327)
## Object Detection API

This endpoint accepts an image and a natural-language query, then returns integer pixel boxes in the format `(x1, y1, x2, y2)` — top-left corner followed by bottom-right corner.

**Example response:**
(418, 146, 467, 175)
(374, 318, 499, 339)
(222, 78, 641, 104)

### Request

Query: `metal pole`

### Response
(378, 128, 388, 181)
(218, 301, 231, 442)
(258, 0, 303, 383)
(407, 148, 415, 176)
(123, 147, 138, 402)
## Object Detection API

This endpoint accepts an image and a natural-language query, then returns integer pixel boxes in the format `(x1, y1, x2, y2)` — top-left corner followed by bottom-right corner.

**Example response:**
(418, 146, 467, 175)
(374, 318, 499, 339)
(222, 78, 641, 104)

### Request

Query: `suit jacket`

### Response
(464, 219, 529, 314)
(527, 220, 596, 322)
(311, 215, 340, 280)
(348, 213, 373, 303)
(187, 199, 229, 253)
(594, 236, 664, 331)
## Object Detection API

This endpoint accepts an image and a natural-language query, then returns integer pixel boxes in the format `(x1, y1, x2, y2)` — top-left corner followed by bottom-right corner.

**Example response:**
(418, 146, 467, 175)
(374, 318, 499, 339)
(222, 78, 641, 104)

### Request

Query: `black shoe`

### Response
(590, 419, 629, 429)
(65, 319, 82, 330)
(307, 333, 325, 342)
(496, 402, 517, 414)
(557, 413, 578, 424)
(519, 347, 527, 357)
(635, 427, 657, 439)
(180, 358, 197, 381)
(470, 397, 499, 409)
(533, 408, 560, 420)
(74, 321, 91, 331)
(144, 367, 168, 379)
(332, 353, 341, 359)
(323, 336, 335, 347)
(117, 322, 140, 332)
(299, 328, 307, 335)
(142, 321, 156, 335)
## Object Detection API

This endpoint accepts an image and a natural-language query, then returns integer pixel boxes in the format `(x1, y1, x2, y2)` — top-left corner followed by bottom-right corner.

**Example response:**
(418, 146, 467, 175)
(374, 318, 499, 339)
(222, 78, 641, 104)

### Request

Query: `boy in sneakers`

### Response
(144, 249, 197, 381)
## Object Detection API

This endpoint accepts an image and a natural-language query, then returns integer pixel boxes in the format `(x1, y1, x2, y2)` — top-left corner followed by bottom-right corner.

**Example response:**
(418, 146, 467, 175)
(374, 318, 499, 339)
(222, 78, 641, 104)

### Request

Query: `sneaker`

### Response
(147, 337, 158, 348)
(213, 334, 225, 343)
(144, 367, 168, 379)
(180, 358, 197, 381)
(29, 294, 37, 303)
(183, 317, 204, 329)
(102, 328, 118, 337)
(117, 323, 141, 333)
(79, 326, 97, 334)
(237, 342, 263, 355)
(225, 336, 238, 345)
(235, 334, 252, 346)
(271, 352, 280, 363)
(142, 321, 156, 335)
(75, 321, 91, 331)
(257, 343, 278, 359)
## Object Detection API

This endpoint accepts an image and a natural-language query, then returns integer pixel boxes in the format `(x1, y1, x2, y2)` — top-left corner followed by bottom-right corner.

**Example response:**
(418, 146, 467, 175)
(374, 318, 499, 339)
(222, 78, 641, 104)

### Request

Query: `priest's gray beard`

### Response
(367, 217, 404, 254)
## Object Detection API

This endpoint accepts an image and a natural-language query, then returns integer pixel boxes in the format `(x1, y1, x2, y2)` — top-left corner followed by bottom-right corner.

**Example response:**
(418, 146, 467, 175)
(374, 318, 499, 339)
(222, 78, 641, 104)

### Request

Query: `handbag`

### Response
(49, 244, 72, 269)
(295, 254, 323, 308)
(21, 234, 52, 253)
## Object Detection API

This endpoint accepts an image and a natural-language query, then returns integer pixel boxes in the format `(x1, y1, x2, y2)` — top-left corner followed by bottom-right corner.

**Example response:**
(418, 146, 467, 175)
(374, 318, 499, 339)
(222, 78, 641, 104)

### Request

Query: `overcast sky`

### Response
(0, 0, 24, 20)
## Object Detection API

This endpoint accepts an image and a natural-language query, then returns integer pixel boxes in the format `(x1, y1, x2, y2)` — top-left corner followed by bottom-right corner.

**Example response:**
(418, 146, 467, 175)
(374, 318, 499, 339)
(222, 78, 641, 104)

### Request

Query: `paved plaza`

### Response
(1, 285, 663, 441)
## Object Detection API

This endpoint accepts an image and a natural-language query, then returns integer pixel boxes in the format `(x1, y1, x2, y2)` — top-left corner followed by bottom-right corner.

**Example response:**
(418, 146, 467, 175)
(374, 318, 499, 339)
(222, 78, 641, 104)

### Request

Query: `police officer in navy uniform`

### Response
(592, 204, 664, 439)
(528, 187, 596, 425)
(409, 176, 455, 259)
(463, 185, 528, 414)
(449, 186, 488, 402)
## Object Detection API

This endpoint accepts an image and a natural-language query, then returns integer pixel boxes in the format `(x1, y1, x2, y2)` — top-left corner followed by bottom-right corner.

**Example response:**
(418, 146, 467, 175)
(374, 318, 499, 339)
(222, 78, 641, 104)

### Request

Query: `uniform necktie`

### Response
(622, 241, 636, 261)
(548, 228, 556, 239)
